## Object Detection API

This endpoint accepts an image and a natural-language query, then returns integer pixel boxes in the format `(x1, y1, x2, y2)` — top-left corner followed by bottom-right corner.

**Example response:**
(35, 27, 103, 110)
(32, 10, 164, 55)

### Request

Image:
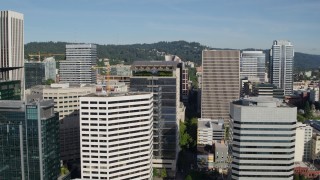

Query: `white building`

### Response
(59, 44, 97, 84)
(80, 92, 153, 180)
(197, 119, 225, 145)
(0, 11, 24, 95)
(270, 40, 294, 95)
(240, 51, 266, 83)
(295, 122, 313, 162)
(43, 57, 57, 80)
(312, 133, 320, 161)
(230, 97, 296, 180)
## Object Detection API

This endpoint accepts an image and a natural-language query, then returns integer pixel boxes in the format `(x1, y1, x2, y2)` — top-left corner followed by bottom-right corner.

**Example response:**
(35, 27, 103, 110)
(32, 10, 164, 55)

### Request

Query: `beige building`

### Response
(26, 83, 96, 162)
(201, 50, 240, 123)
(312, 133, 320, 161)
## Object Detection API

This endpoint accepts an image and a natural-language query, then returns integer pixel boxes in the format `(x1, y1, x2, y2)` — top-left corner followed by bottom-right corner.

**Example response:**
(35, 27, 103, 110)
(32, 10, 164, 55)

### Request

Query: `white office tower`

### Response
(270, 40, 294, 95)
(43, 57, 57, 80)
(295, 123, 312, 161)
(240, 51, 266, 83)
(80, 92, 153, 180)
(60, 44, 97, 84)
(230, 97, 296, 180)
(0, 11, 24, 93)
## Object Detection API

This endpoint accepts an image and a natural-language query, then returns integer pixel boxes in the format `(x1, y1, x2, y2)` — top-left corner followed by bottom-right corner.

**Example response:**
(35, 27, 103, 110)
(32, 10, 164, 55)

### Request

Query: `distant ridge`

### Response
(24, 41, 320, 70)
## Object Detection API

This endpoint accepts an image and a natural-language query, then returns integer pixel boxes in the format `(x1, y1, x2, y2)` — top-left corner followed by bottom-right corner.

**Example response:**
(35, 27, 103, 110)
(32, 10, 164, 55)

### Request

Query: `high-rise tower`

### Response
(201, 50, 240, 122)
(80, 92, 153, 179)
(240, 51, 266, 83)
(59, 44, 97, 84)
(229, 97, 296, 180)
(270, 40, 294, 95)
(0, 10, 24, 98)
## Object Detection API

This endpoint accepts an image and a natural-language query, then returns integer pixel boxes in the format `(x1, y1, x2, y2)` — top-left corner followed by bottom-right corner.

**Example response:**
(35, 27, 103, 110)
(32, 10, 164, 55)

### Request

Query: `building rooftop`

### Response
(132, 61, 179, 67)
(295, 162, 318, 171)
(83, 92, 151, 98)
(198, 119, 224, 130)
(232, 97, 291, 108)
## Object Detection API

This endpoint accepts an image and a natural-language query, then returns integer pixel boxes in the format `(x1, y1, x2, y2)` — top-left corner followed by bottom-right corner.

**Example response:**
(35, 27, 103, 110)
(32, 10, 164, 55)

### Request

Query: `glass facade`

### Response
(131, 77, 178, 160)
(0, 100, 60, 180)
(0, 80, 21, 100)
(25, 62, 46, 89)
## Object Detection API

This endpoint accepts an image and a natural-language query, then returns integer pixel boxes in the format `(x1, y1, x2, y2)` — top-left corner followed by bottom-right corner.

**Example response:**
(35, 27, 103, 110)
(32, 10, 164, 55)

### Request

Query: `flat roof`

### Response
(132, 61, 179, 67)
(82, 92, 151, 98)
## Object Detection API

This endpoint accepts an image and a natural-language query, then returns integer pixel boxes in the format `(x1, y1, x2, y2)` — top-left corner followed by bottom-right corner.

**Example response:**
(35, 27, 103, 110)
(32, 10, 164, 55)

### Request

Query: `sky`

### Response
(1, 0, 320, 54)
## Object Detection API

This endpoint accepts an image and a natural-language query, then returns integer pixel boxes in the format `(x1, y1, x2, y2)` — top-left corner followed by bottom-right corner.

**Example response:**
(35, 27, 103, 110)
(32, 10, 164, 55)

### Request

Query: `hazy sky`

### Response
(1, 0, 320, 54)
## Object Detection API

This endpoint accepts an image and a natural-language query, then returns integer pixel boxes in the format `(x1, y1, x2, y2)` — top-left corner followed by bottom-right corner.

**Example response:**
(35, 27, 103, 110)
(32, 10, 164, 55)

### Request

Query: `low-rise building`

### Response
(197, 119, 225, 145)
(312, 133, 320, 161)
(294, 162, 320, 179)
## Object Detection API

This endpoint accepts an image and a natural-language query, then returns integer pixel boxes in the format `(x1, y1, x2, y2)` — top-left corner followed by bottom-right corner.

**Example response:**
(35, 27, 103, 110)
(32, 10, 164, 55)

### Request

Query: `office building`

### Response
(0, 100, 60, 180)
(80, 92, 153, 180)
(247, 83, 284, 98)
(270, 40, 294, 95)
(310, 88, 319, 103)
(0, 80, 21, 100)
(59, 44, 97, 84)
(230, 97, 296, 180)
(43, 57, 57, 81)
(240, 51, 266, 83)
(295, 123, 312, 162)
(0, 11, 24, 97)
(197, 119, 225, 145)
(25, 61, 46, 89)
(312, 133, 320, 161)
(181, 63, 189, 103)
(202, 50, 240, 122)
(130, 61, 181, 171)
(26, 83, 96, 162)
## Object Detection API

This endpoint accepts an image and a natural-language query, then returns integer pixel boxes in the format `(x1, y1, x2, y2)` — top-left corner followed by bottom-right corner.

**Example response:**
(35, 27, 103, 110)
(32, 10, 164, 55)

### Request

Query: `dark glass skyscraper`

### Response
(0, 100, 60, 180)
(130, 61, 181, 172)
(25, 62, 46, 89)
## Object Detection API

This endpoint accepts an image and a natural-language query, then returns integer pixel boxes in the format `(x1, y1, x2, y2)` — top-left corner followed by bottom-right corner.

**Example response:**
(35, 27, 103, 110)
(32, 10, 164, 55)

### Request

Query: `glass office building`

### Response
(130, 61, 180, 171)
(25, 62, 46, 89)
(0, 100, 60, 180)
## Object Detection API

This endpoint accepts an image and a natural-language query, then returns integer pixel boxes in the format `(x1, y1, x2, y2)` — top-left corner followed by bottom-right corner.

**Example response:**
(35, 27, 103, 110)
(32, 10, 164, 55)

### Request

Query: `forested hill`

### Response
(25, 41, 320, 70)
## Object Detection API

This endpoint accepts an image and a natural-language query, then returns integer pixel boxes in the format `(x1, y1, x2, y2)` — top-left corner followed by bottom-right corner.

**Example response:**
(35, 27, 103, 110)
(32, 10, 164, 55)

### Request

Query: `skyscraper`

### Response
(201, 50, 240, 122)
(130, 61, 181, 172)
(0, 11, 24, 97)
(270, 40, 294, 95)
(0, 100, 60, 180)
(59, 44, 97, 84)
(24, 61, 46, 89)
(80, 92, 153, 179)
(229, 97, 296, 180)
(240, 51, 266, 83)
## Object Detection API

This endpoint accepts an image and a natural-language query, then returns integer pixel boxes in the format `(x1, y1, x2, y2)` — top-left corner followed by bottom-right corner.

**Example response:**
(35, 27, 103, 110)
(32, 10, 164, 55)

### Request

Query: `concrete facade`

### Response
(201, 50, 240, 123)
(230, 97, 296, 180)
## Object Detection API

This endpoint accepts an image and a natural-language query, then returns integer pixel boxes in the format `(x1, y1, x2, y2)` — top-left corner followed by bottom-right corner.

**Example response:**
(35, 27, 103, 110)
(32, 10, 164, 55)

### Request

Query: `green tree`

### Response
(45, 79, 55, 85)
(185, 175, 192, 180)
(160, 168, 167, 178)
(153, 168, 159, 177)
(304, 102, 312, 119)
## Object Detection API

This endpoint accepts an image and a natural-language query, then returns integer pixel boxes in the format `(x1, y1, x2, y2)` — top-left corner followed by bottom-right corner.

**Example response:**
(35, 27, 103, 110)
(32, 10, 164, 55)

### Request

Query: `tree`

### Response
(45, 79, 55, 85)
(185, 175, 192, 180)
(294, 174, 300, 180)
(304, 102, 312, 119)
(160, 168, 167, 178)
(153, 168, 159, 177)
